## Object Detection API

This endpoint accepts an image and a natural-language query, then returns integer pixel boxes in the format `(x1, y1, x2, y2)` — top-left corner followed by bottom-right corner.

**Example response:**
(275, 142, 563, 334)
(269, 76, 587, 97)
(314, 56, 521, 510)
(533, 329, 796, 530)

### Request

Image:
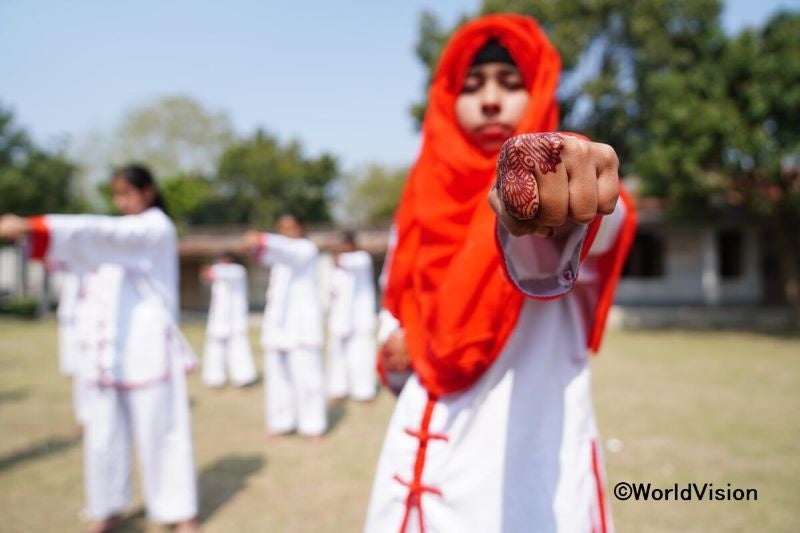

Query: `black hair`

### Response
(112, 163, 169, 215)
(341, 229, 358, 248)
(471, 39, 516, 67)
(219, 249, 239, 263)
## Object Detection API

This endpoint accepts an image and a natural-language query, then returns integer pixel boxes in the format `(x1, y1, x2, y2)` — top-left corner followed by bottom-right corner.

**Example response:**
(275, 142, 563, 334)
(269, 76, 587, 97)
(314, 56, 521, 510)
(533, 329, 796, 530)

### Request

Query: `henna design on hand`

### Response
(496, 133, 565, 220)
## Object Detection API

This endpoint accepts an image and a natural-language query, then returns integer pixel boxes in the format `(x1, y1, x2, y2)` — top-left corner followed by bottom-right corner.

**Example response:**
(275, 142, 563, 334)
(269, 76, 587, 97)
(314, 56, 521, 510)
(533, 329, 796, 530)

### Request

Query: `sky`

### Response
(1, 0, 798, 171)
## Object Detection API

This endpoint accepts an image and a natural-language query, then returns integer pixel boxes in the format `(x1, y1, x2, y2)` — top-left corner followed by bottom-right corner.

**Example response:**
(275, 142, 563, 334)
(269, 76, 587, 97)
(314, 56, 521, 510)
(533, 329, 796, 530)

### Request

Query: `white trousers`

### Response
(326, 332, 377, 401)
(264, 347, 327, 436)
(202, 334, 257, 387)
(82, 369, 197, 523)
(72, 375, 88, 426)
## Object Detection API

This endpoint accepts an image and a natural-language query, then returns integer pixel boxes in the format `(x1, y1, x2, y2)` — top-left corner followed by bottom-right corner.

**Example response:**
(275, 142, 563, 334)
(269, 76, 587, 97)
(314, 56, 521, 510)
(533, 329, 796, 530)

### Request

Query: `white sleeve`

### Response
(377, 308, 401, 345)
(43, 211, 171, 273)
(378, 225, 397, 291)
(497, 197, 628, 298)
(329, 268, 356, 336)
(496, 222, 590, 299)
(586, 199, 627, 256)
(257, 233, 317, 269)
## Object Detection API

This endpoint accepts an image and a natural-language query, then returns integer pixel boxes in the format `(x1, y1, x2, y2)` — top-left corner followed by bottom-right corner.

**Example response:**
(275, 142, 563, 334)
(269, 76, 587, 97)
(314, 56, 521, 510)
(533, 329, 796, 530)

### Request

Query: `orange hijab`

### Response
(383, 14, 563, 397)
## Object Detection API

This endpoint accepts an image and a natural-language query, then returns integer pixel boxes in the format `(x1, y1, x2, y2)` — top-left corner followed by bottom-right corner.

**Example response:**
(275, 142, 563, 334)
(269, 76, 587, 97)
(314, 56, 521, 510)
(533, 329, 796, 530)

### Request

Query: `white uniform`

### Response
(56, 270, 88, 424)
(364, 205, 629, 533)
(30, 208, 198, 524)
(327, 250, 377, 401)
(256, 233, 327, 436)
(202, 262, 257, 387)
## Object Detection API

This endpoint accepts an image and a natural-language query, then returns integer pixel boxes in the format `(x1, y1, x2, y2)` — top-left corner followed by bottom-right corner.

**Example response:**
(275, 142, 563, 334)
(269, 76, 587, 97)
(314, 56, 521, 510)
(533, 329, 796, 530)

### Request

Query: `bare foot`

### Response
(307, 434, 325, 444)
(174, 518, 201, 533)
(85, 514, 121, 533)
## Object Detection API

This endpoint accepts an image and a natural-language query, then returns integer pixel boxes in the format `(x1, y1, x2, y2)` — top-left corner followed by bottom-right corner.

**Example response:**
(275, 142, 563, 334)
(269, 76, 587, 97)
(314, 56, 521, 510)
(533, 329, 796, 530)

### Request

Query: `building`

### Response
(1, 212, 792, 329)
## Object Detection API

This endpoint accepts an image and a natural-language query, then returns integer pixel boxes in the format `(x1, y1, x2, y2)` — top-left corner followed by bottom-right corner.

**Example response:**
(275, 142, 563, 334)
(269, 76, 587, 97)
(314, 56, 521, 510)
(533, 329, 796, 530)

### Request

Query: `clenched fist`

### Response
(240, 230, 264, 255)
(488, 133, 619, 237)
(380, 330, 411, 373)
(0, 214, 30, 240)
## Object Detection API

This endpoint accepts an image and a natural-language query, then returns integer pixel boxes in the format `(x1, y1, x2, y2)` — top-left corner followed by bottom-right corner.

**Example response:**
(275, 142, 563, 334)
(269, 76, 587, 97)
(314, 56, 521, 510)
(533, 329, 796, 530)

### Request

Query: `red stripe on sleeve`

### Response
(252, 233, 268, 262)
(26, 216, 50, 260)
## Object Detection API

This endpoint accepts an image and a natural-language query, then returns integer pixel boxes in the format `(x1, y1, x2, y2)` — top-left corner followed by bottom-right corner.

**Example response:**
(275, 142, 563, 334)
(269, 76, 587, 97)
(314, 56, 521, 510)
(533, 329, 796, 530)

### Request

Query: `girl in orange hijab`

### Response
(365, 14, 636, 533)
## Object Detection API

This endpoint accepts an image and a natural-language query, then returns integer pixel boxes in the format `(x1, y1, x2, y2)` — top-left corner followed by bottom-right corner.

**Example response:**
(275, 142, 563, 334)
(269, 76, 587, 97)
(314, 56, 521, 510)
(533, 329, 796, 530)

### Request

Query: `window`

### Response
(717, 230, 743, 279)
(622, 232, 665, 278)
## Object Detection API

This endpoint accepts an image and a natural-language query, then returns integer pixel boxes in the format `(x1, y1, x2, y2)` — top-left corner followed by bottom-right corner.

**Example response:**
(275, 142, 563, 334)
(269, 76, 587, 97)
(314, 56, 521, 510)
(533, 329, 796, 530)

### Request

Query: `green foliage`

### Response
(409, 11, 463, 126)
(92, 128, 338, 229)
(337, 164, 408, 226)
(0, 105, 86, 215)
(160, 174, 213, 227)
(412, 4, 800, 305)
(0, 296, 39, 318)
(413, 2, 799, 218)
(719, 13, 800, 219)
(214, 130, 338, 227)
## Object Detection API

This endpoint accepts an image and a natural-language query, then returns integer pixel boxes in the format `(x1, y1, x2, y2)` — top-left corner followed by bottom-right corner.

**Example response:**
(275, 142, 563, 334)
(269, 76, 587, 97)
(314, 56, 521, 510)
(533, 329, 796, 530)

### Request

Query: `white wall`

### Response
(0, 245, 49, 300)
(615, 225, 762, 306)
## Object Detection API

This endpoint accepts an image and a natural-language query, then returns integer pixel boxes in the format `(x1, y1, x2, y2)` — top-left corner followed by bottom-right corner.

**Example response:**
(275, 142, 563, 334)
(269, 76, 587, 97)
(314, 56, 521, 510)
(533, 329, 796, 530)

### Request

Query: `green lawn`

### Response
(1, 320, 798, 532)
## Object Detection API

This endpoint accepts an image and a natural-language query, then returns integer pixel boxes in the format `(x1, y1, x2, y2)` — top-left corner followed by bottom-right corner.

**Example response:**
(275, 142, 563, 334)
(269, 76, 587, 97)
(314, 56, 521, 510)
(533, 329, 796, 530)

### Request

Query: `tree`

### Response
(412, 3, 800, 313)
(718, 13, 800, 310)
(214, 130, 338, 227)
(0, 105, 85, 216)
(412, 0, 727, 173)
(160, 173, 214, 228)
(335, 164, 408, 226)
(112, 95, 234, 178)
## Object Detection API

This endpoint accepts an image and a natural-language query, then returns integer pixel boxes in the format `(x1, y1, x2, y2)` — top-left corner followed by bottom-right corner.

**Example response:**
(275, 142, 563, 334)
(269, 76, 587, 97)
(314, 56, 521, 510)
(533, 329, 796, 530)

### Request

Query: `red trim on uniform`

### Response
(580, 217, 602, 262)
(404, 427, 449, 443)
(591, 439, 608, 533)
(587, 188, 638, 352)
(91, 325, 185, 389)
(376, 347, 393, 392)
(394, 394, 444, 533)
(252, 233, 268, 262)
(27, 216, 50, 260)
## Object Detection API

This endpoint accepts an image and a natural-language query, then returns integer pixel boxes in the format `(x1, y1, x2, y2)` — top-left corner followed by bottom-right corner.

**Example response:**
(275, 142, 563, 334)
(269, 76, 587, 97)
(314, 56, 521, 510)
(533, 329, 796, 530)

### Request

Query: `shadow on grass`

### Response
(70, 457, 264, 531)
(198, 455, 265, 523)
(327, 400, 348, 434)
(0, 388, 27, 404)
(115, 508, 147, 533)
(0, 434, 80, 472)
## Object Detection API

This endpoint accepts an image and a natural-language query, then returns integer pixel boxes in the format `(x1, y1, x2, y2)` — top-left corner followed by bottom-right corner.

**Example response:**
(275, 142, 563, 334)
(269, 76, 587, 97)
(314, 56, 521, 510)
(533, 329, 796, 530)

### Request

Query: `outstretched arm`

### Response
(488, 133, 622, 298)
(1, 211, 172, 271)
(241, 230, 316, 269)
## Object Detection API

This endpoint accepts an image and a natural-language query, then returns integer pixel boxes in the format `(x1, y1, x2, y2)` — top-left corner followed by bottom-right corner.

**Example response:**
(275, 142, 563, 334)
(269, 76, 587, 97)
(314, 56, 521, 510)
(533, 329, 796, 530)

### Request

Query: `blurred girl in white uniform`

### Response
(243, 214, 327, 440)
(201, 250, 257, 388)
(0, 164, 199, 533)
(327, 230, 377, 401)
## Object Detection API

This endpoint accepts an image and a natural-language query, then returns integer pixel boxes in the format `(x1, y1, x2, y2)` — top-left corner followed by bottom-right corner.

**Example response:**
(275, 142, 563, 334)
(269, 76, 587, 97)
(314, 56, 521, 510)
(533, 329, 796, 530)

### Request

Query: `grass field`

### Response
(1, 319, 798, 532)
